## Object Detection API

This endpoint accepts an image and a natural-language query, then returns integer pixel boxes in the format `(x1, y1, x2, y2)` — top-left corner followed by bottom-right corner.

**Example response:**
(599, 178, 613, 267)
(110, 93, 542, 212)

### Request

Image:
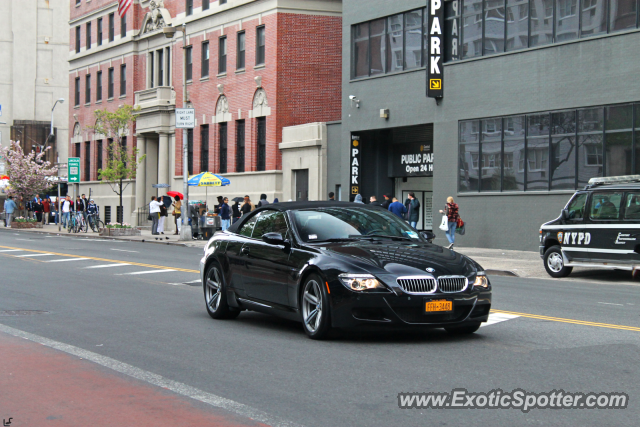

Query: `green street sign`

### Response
(68, 157, 80, 183)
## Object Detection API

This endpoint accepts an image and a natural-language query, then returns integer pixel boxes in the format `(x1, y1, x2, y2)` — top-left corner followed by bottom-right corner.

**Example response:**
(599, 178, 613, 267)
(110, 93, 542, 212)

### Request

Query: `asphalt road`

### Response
(1, 229, 639, 426)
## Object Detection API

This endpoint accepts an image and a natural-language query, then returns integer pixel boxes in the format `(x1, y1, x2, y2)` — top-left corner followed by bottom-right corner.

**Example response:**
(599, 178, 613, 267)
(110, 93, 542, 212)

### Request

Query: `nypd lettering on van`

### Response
(557, 231, 591, 246)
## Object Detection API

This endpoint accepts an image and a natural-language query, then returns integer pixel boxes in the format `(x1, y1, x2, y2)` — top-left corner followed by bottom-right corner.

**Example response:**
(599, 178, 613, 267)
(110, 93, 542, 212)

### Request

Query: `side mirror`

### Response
(421, 231, 436, 243)
(560, 209, 569, 221)
(262, 232, 285, 245)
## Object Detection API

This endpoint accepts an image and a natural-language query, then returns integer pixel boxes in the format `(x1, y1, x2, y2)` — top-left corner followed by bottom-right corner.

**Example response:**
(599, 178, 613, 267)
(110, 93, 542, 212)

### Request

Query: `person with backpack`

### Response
(405, 192, 420, 229)
(439, 197, 460, 249)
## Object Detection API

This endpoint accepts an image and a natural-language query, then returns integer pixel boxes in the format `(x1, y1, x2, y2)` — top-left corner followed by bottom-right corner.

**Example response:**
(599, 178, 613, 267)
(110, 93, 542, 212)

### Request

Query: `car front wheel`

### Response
(301, 274, 331, 340)
(543, 246, 573, 278)
(204, 262, 240, 319)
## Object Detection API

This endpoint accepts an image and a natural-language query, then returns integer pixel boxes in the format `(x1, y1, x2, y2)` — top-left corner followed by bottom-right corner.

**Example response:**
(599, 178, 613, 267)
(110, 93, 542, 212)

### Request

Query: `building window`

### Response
(185, 46, 193, 81)
(120, 64, 126, 96)
(237, 31, 246, 69)
(256, 26, 265, 66)
(96, 71, 102, 102)
(108, 13, 115, 42)
(158, 49, 164, 86)
(75, 26, 81, 53)
(74, 77, 80, 106)
(120, 136, 127, 168)
(218, 37, 227, 74)
(166, 47, 171, 84)
(108, 67, 114, 99)
(149, 51, 155, 88)
(203, 0, 210, 10)
(187, 129, 194, 174)
(85, 141, 91, 181)
(220, 0, 227, 4)
(257, 117, 266, 171)
(201, 42, 209, 78)
(121, 13, 127, 37)
(86, 22, 92, 50)
(186, 0, 193, 16)
(219, 123, 227, 173)
(76, 0, 81, 5)
(85, 74, 91, 104)
(97, 18, 103, 46)
(97, 140, 103, 180)
(610, 0, 637, 32)
(459, 102, 640, 193)
(200, 125, 209, 172)
(236, 120, 245, 172)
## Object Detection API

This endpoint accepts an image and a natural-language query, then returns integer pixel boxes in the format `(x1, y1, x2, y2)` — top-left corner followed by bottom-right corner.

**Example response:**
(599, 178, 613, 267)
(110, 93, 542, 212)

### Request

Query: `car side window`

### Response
(590, 192, 623, 220)
(252, 211, 288, 240)
(566, 193, 587, 220)
(624, 193, 640, 220)
(239, 214, 259, 237)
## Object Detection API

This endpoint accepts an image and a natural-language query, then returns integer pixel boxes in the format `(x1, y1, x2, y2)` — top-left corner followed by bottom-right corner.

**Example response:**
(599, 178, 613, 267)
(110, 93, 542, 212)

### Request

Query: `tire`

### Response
(444, 322, 481, 335)
(543, 245, 573, 278)
(203, 261, 240, 319)
(300, 274, 331, 340)
(95, 219, 105, 232)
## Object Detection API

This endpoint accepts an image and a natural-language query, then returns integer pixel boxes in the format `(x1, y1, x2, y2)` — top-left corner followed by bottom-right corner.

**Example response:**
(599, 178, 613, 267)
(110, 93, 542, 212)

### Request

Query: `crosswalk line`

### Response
(119, 270, 177, 275)
(46, 258, 91, 263)
(481, 312, 520, 327)
(15, 253, 55, 257)
(84, 263, 132, 269)
(0, 249, 23, 252)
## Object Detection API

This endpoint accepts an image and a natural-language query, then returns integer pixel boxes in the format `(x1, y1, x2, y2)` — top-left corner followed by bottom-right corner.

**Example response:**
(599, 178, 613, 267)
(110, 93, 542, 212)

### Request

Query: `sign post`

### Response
(175, 108, 195, 241)
(427, 0, 444, 99)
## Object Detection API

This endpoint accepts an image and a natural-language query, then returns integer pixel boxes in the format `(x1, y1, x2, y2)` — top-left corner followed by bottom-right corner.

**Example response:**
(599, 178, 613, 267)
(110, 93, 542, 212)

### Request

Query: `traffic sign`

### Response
(68, 157, 80, 183)
(175, 108, 195, 128)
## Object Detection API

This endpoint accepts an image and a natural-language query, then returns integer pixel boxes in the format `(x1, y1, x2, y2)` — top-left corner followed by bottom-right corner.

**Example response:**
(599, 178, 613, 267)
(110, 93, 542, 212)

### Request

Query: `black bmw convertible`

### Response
(199, 202, 492, 339)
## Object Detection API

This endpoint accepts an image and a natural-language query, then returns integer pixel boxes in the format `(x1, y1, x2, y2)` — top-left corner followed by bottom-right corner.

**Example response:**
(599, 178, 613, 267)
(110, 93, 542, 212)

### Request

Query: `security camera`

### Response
(349, 95, 357, 100)
(349, 95, 360, 108)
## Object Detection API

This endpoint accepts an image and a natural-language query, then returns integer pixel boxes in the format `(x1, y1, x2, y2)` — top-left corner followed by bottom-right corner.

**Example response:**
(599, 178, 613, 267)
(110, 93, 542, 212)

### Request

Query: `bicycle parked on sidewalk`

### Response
(67, 211, 85, 233)
(86, 213, 104, 233)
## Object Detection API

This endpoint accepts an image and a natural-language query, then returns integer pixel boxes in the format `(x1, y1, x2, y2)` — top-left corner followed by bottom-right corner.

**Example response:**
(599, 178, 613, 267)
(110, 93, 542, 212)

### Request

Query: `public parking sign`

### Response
(68, 157, 80, 183)
(175, 108, 195, 129)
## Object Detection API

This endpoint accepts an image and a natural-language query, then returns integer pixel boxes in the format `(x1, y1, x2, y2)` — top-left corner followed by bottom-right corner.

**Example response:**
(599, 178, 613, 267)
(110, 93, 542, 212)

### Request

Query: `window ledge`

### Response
(235, 68, 245, 74)
(350, 66, 425, 83)
(216, 72, 227, 78)
(119, 94, 127, 99)
(84, 103, 91, 107)
(457, 190, 577, 197)
(74, 105, 80, 109)
(107, 97, 114, 102)
(200, 76, 210, 82)
(96, 100, 102, 104)
(254, 64, 265, 70)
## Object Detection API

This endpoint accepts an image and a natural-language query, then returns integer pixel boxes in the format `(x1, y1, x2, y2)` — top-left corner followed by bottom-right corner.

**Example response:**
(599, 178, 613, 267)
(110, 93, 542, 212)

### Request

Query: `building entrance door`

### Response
(295, 169, 309, 201)
(396, 177, 433, 231)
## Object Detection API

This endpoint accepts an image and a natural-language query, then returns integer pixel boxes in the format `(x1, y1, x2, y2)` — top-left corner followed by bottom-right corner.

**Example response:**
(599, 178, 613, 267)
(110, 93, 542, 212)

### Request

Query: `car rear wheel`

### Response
(204, 262, 240, 319)
(444, 322, 481, 335)
(543, 246, 573, 278)
(301, 274, 331, 340)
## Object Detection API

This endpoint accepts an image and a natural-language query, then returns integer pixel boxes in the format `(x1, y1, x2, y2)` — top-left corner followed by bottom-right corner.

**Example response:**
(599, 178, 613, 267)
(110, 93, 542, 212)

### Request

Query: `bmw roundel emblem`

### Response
(426, 267, 435, 273)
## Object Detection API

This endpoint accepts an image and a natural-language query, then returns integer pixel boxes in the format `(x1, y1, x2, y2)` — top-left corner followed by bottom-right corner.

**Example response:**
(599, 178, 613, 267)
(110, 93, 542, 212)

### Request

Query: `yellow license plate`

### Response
(425, 300, 453, 313)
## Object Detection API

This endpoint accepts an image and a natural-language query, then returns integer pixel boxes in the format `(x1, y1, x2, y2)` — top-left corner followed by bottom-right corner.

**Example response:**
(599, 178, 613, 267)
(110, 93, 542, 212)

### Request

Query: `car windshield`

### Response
(291, 207, 423, 243)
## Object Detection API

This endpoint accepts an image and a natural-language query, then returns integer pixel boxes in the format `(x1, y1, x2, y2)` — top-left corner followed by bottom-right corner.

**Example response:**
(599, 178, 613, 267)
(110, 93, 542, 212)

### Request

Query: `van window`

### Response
(624, 194, 640, 219)
(590, 192, 623, 220)
(566, 193, 587, 220)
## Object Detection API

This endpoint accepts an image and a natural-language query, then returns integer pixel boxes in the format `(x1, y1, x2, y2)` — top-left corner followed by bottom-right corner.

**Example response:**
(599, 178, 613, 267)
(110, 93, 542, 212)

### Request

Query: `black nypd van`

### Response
(540, 175, 640, 277)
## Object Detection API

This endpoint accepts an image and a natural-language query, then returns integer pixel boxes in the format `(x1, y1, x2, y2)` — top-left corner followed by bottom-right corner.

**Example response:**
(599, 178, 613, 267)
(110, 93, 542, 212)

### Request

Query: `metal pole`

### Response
(179, 24, 192, 240)
(57, 182, 61, 232)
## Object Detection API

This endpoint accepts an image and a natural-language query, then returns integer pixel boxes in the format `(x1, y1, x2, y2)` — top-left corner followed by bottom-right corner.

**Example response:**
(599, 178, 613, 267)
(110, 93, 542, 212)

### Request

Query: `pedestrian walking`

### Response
(381, 194, 391, 210)
(328, 192, 335, 201)
(388, 197, 407, 219)
(34, 196, 44, 223)
(149, 196, 162, 235)
(220, 197, 231, 231)
(439, 197, 460, 249)
(240, 195, 255, 216)
(171, 196, 182, 235)
(62, 196, 72, 228)
(81, 194, 89, 223)
(51, 197, 59, 225)
(369, 195, 382, 206)
(4, 196, 17, 227)
(405, 192, 420, 229)
(42, 197, 51, 225)
(158, 202, 168, 234)
(354, 194, 364, 204)
(26, 198, 34, 220)
(232, 200, 242, 223)
(257, 194, 270, 207)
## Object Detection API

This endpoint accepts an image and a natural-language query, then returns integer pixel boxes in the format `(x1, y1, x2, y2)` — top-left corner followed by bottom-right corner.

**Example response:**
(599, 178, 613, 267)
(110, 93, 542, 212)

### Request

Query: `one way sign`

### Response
(175, 108, 195, 129)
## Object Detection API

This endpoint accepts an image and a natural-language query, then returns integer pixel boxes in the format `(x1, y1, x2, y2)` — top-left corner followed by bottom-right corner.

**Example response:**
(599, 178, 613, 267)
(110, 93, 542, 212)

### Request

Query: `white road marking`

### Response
(118, 270, 177, 275)
(167, 280, 201, 286)
(46, 258, 91, 263)
(15, 253, 55, 257)
(0, 249, 23, 252)
(481, 312, 520, 327)
(597, 302, 624, 306)
(110, 248, 139, 253)
(84, 263, 132, 269)
(0, 323, 304, 427)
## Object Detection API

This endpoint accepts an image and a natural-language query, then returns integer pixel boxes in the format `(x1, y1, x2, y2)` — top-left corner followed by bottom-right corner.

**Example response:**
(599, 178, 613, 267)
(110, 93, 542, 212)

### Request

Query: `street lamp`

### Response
(50, 98, 64, 231)
(163, 24, 192, 240)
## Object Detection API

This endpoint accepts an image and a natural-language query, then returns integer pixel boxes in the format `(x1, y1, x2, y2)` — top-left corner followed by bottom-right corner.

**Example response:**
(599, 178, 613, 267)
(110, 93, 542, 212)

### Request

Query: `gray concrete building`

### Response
(0, 0, 70, 183)
(324, 0, 640, 250)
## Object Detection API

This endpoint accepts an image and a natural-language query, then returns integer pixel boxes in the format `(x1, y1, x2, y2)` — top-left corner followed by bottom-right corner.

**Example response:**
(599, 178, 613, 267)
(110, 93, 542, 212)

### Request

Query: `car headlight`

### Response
(473, 272, 489, 288)
(338, 274, 388, 292)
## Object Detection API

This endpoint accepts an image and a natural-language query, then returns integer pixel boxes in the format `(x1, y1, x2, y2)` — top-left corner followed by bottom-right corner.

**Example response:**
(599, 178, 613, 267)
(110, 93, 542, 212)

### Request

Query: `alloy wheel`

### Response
(206, 266, 222, 313)
(302, 280, 322, 333)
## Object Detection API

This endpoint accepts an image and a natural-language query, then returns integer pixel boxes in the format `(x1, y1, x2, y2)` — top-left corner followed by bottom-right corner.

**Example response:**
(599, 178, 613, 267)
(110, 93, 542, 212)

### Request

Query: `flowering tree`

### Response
(0, 140, 58, 202)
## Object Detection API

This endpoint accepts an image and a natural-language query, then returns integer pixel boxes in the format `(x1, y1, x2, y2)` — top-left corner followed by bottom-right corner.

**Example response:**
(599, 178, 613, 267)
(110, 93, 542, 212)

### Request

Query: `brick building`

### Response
(69, 0, 341, 226)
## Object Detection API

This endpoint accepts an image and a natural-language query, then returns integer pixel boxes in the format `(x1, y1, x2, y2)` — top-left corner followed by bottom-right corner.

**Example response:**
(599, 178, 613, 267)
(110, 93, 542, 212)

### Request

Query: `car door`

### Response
(587, 191, 625, 263)
(616, 192, 640, 263)
(225, 213, 260, 294)
(558, 192, 590, 262)
(241, 210, 294, 306)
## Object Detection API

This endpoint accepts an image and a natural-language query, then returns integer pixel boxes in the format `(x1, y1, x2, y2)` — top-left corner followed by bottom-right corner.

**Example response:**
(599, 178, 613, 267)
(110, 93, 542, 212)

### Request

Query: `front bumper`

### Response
(329, 288, 492, 329)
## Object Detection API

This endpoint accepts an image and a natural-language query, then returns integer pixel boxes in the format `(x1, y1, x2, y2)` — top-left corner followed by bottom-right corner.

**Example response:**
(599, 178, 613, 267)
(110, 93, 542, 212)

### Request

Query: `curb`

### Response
(485, 269, 519, 277)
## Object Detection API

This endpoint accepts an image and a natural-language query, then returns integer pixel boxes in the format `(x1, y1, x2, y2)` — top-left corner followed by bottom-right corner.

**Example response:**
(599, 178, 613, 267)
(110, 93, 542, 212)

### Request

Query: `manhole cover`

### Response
(0, 310, 49, 316)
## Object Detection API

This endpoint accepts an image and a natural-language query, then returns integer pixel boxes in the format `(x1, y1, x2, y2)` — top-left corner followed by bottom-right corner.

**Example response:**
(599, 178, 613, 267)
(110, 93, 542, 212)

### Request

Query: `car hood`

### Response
(322, 241, 480, 278)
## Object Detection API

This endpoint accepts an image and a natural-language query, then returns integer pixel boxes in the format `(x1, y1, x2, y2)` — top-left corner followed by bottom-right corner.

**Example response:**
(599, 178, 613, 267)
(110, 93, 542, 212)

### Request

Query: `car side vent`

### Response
(397, 277, 436, 294)
(437, 276, 468, 293)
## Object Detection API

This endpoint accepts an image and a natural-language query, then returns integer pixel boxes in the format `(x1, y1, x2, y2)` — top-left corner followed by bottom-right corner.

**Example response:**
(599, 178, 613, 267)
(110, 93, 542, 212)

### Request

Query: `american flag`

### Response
(118, 0, 132, 17)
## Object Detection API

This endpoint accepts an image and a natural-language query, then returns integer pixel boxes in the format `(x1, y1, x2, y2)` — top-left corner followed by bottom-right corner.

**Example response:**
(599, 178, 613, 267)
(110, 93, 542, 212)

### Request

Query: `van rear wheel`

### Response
(543, 246, 572, 278)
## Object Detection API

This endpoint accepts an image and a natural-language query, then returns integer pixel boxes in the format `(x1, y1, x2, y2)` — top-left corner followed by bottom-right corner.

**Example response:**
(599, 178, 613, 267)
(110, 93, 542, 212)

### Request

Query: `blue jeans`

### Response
(221, 219, 230, 231)
(446, 221, 457, 244)
(62, 212, 70, 228)
(409, 220, 417, 229)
